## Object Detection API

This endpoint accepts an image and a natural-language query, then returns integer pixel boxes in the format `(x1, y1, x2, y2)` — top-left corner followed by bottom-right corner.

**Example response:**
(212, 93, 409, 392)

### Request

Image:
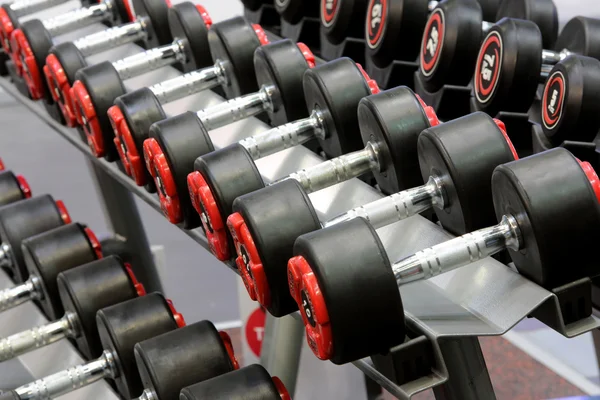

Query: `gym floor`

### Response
(0, 0, 599, 399)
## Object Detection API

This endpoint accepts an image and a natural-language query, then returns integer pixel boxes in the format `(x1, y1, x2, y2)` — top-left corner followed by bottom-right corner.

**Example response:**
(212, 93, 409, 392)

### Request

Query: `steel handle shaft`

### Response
(10, 0, 68, 17)
(0, 276, 39, 313)
(75, 20, 146, 57)
(113, 40, 185, 80)
(42, 1, 113, 37)
(150, 64, 222, 104)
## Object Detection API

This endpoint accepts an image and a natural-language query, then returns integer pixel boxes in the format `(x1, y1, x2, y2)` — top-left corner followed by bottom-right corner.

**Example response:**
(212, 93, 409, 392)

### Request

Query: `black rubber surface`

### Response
(321, 0, 369, 43)
(554, 17, 600, 60)
(49, 42, 88, 92)
(495, 0, 558, 49)
(19, 19, 54, 102)
(0, 171, 26, 206)
(131, 0, 173, 48)
(168, 2, 213, 72)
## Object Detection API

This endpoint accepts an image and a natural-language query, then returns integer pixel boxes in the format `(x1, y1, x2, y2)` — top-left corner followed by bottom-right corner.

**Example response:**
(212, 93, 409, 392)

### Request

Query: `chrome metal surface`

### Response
(136, 388, 158, 400)
(541, 48, 572, 65)
(42, 0, 113, 37)
(113, 39, 186, 80)
(481, 21, 494, 33)
(0, 242, 12, 269)
(9, 0, 68, 17)
(428, 1, 439, 12)
(150, 64, 223, 105)
(75, 20, 147, 57)
(0, 275, 40, 313)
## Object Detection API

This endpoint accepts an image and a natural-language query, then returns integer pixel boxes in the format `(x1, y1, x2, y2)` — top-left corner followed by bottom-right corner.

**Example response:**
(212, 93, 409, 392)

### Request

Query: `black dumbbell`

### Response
(43, 0, 173, 127)
(418, 0, 557, 93)
(231, 109, 515, 317)
(134, 321, 238, 400)
(289, 147, 600, 364)
(9, 0, 134, 100)
(0, 255, 145, 361)
(9, 292, 185, 399)
(164, 58, 376, 241)
(0, 168, 31, 206)
(320, 0, 368, 45)
(180, 364, 290, 400)
(108, 19, 275, 188)
(539, 55, 600, 146)
(0, 194, 71, 282)
(69, 4, 228, 161)
(0, 222, 102, 316)
(473, 17, 600, 118)
(276, 0, 319, 24)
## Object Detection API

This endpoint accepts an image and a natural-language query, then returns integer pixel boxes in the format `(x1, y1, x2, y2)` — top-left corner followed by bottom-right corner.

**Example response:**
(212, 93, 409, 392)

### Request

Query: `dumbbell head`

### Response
(134, 321, 238, 400)
(541, 55, 600, 144)
(492, 148, 600, 289)
(0, 195, 71, 282)
(57, 256, 145, 359)
(180, 364, 290, 400)
(366, 0, 430, 66)
(97, 292, 185, 398)
(477, 0, 502, 21)
(20, 223, 102, 319)
(321, 0, 369, 43)
(276, 0, 319, 23)
(0, 4, 19, 53)
(495, 0, 558, 49)
(0, 170, 31, 206)
(44, 0, 173, 127)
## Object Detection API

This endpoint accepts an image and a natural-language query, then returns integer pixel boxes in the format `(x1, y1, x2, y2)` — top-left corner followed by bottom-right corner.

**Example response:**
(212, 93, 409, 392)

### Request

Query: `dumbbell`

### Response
(180, 364, 290, 400)
(0, 194, 71, 282)
(0, 255, 145, 362)
(473, 17, 600, 118)
(70, 11, 254, 162)
(108, 19, 274, 188)
(0, 169, 31, 206)
(133, 321, 238, 400)
(7, 292, 185, 399)
(231, 109, 515, 317)
(539, 55, 600, 145)
(43, 0, 172, 126)
(9, 0, 134, 100)
(0, 222, 102, 317)
(418, 0, 557, 93)
(288, 147, 600, 364)
(320, 0, 368, 46)
(276, 0, 319, 24)
(150, 58, 376, 235)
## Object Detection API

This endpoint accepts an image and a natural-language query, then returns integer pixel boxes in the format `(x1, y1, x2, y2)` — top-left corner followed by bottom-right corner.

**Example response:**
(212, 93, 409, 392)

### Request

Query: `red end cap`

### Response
(296, 43, 315, 68)
(55, 200, 72, 224)
(83, 226, 103, 260)
(287, 255, 332, 360)
(218, 331, 240, 370)
(0, 7, 15, 53)
(493, 119, 518, 160)
(166, 299, 186, 327)
(143, 139, 182, 224)
(272, 377, 291, 400)
(355, 63, 380, 94)
(415, 94, 440, 127)
(123, 262, 147, 297)
(227, 212, 270, 306)
(196, 5, 212, 28)
(71, 81, 105, 157)
(15, 175, 32, 198)
(44, 54, 78, 127)
(109, 106, 147, 186)
(187, 172, 230, 260)
(578, 160, 600, 204)
(0, 159, 4, 170)
(252, 24, 270, 45)
(12, 30, 44, 99)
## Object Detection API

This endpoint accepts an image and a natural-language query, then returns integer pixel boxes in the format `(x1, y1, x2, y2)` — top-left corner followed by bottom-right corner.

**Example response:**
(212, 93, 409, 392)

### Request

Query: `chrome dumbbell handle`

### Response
(74, 20, 146, 57)
(427, 1, 438, 12)
(9, 0, 68, 17)
(239, 109, 325, 160)
(323, 175, 446, 229)
(42, 0, 114, 37)
(136, 389, 158, 400)
(275, 142, 381, 194)
(0, 242, 11, 269)
(392, 214, 522, 285)
(0, 312, 77, 362)
(14, 350, 117, 400)
(196, 84, 274, 132)
(149, 62, 225, 105)
(0, 275, 40, 313)
(113, 39, 186, 80)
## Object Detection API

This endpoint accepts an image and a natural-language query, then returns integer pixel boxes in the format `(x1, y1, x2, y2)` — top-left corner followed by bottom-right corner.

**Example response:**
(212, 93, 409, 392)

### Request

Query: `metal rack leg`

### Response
(432, 337, 496, 400)
(260, 313, 303, 396)
(87, 160, 163, 293)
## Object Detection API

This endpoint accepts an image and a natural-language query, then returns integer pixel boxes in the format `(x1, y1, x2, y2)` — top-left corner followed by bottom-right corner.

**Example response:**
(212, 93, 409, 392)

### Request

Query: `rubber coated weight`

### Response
(418, 112, 515, 235)
(495, 0, 558, 49)
(47, 42, 87, 116)
(477, 0, 501, 21)
(0, 195, 68, 282)
(0, 50, 8, 76)
(358, 86, 431, 195)
(167, 2, 213, 73)
(21, 223, 100, 320)
(366, 0, 430, 66)
(0, 170, 29, 206)
(57, 256, 140, 359)
(232, 180, 321, 317)
(96, 293, 180, 398)
(321, 0, 369, 43)
(134, 321, 236, 400)
(130, 0, 173, 48)
(292, 217, 404, 364)
(554, 17, 600, 60)
(541, 55, 600, 144)
(180, 365, 282, 400)
(242, 0, 273, 11)
(16, 19, 54, 100)
(276, 0, 319, 23)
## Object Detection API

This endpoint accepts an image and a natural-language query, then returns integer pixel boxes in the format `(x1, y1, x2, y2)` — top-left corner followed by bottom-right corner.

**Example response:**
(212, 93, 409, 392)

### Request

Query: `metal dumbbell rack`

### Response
(1, 14, 600, 400)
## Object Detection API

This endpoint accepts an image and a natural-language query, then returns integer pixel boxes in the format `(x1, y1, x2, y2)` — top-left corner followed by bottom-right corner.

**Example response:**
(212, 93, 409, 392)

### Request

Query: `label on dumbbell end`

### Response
(301, 290, 317, 327)
(198, 202, 214, 234)
(542, 71, 565, 131)
(240, 245, 253, 278)
(366, 0, 387, 49)
(475, 31, 503, 104)
(321, 0, 340, 27)
(420, 9, 445, 77)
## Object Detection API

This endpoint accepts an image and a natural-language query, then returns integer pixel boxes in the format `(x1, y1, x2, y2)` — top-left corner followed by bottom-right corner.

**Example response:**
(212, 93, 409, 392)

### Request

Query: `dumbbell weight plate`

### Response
(495, 0, 558, 49)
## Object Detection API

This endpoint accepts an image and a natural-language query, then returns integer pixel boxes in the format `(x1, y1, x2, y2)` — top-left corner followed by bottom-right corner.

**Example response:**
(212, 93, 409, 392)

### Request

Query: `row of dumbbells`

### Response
(0, 162, 289, 400)
(1, 0, 600, 375)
